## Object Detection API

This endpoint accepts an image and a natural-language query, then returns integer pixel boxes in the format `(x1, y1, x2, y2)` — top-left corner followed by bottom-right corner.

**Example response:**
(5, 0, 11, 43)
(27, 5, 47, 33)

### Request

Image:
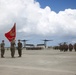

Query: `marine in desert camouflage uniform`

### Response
(1, 40, 5, 58)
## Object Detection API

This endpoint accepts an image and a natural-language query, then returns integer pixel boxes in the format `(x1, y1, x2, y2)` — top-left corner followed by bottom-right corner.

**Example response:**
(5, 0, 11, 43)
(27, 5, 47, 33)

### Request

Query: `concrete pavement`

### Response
(0, 49, 76, 75)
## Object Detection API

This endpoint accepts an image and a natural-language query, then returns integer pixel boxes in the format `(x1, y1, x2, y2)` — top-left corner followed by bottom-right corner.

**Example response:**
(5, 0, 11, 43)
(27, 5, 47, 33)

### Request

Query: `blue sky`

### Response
(0, 0, 76, 47)
(37, 0, 76, 12)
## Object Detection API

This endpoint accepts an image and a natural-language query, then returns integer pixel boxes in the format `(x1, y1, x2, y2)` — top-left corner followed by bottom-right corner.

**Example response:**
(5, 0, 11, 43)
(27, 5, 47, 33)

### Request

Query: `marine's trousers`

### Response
(1, 49, 5, 57)
(10, 48, 15, 58)
(18, 49, 22, 57)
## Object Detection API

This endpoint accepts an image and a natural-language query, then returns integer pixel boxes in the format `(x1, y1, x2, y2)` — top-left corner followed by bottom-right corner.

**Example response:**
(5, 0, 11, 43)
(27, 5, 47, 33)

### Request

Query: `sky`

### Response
(0, 0, 76, 47)
(36, 0, 76, 13)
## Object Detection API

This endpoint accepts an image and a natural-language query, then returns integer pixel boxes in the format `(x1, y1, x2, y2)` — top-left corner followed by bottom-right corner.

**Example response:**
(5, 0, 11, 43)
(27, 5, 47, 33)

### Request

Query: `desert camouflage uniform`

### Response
(17, 40, 22, 57)
(10, 40, 16, 58)
(1, 40, 5, 58)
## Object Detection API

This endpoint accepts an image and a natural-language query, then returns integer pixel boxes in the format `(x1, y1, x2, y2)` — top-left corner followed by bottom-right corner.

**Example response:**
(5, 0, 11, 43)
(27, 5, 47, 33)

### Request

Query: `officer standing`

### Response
(68, 43, 73, 51)
(74, 43, 76, 52)
(63, 42, 68, 52)
(10, 39, 16, 58)
(1, 40, 5, 58)
(17, 40, 22, 57)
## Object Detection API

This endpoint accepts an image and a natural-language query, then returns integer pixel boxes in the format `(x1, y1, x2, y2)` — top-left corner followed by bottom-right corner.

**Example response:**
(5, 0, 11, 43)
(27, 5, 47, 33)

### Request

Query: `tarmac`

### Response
(0, 48, 76, 75)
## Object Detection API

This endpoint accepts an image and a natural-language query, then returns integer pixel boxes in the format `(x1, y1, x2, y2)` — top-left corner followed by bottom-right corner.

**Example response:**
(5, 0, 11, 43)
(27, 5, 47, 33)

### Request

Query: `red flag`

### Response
(5, 23, 16, 42)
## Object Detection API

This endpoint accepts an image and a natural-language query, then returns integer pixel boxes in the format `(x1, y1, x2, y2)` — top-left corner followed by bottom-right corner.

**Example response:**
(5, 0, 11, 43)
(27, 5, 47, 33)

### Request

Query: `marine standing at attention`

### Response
(17, 40, 22, 57)
(1, 40, 5, 58)
(10, 39, 16, 58)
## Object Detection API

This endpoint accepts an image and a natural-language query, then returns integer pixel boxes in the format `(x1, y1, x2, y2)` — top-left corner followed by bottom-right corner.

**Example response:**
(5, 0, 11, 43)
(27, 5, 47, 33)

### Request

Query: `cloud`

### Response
(0, 0, 76, 44)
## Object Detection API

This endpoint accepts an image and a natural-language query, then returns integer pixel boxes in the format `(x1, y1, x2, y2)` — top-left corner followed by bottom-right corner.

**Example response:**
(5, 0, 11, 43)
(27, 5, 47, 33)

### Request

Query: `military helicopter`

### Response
(42, 39, 53, 48)
(36, 39, 52, 48)
(20, 39, 35, 48)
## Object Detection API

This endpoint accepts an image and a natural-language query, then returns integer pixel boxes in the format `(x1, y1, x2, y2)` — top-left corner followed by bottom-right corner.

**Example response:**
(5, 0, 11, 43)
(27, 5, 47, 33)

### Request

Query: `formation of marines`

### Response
(0, 40, 76, 58)
(0, 40, 22, 58)
(54, 42, 76, 52)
